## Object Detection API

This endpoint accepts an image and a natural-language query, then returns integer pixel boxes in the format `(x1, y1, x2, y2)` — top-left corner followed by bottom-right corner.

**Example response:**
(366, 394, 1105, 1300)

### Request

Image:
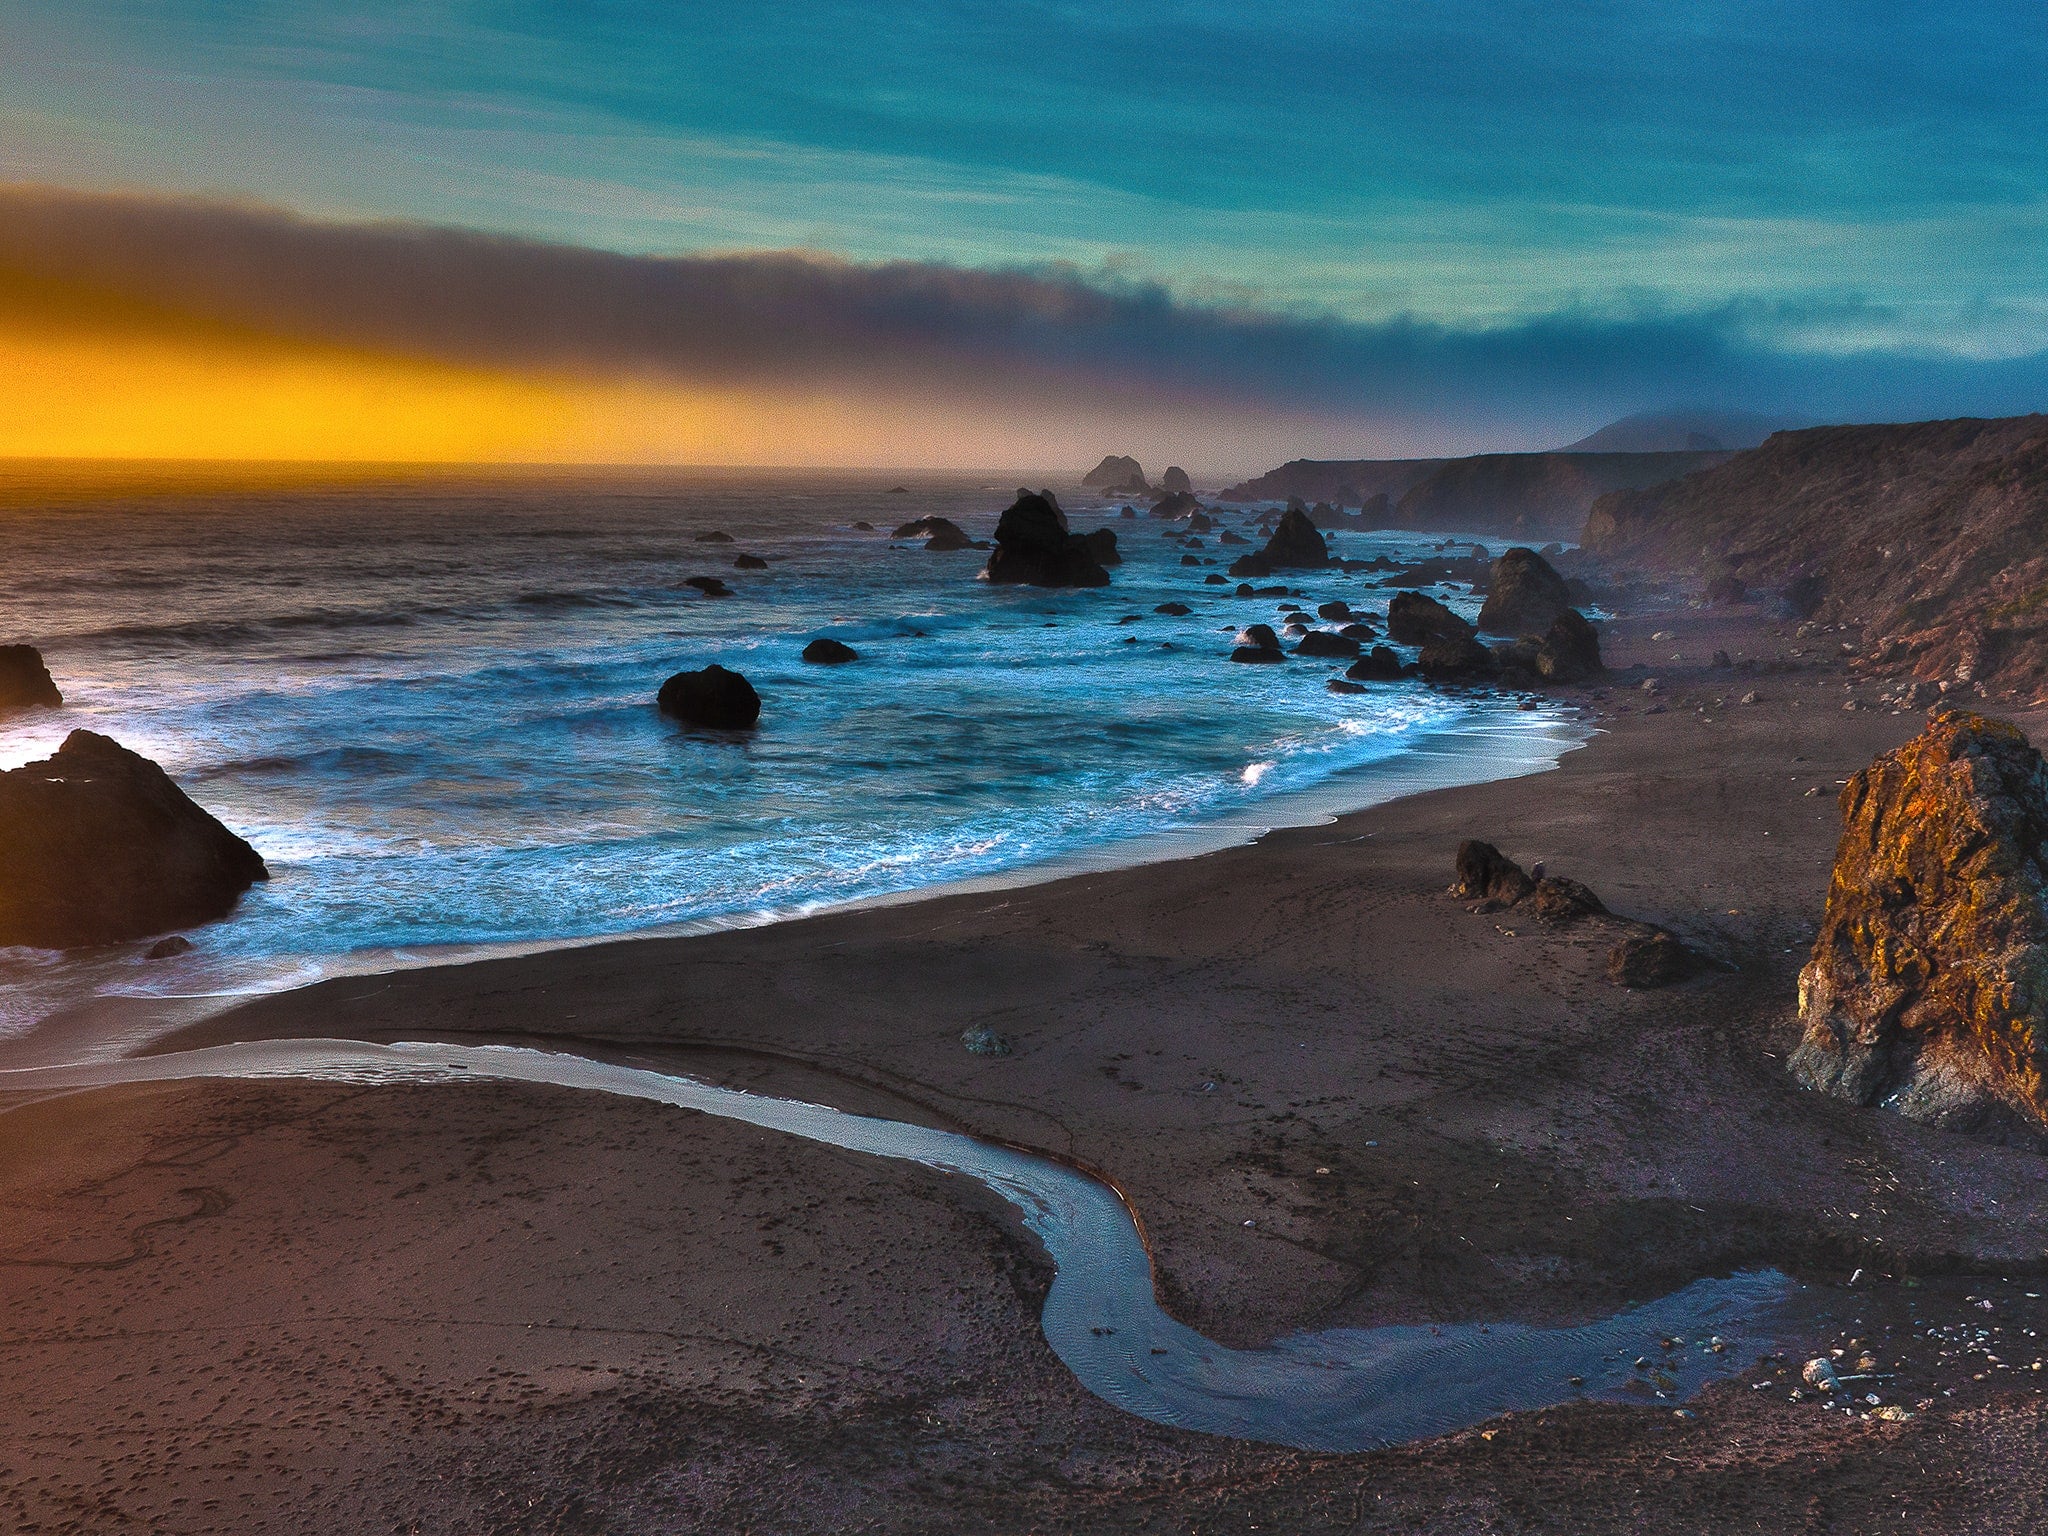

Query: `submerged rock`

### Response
(1477, 547, 1574, 635)
(683, 576, 734, 597)
(984, 490, 1114, 588)
(693, 530, 733, 544)
(658, 664, 761, 729)
(0, 645, 61, 711)
(733, 553, 769, 570)
(0, 731, 268, 948)
(1155, 601, 1192, 617)
(1792, 711, 2048, 1140)
(802, 638, 859, 664)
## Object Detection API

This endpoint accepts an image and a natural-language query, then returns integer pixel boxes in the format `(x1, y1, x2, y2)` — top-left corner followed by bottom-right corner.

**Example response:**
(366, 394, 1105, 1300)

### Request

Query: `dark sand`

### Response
(7, 606, 2048, 1533)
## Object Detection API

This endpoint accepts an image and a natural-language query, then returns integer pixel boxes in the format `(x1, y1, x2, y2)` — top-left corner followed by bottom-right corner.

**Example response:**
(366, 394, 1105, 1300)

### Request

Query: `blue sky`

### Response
(2, 3, 2046, 458)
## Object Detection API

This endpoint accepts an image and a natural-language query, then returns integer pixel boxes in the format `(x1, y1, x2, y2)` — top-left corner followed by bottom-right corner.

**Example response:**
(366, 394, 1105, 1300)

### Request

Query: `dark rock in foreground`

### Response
(1477, 547, 1574, 635)
(1295, 631, 1360, 659)
(802, 638, 859, 665)
(0, 730, 268, 949)
(658, 664, 761, 730)
(0, 645, 61, 711)
(1385, 592, 1474, 646)
(1346, 646, 1404, 681)
(1418, 634, 1497, 682)
(1453, 840, 1535, 905)
(984, 490, 1113, 588)
(1792, 711, 2048, 1140)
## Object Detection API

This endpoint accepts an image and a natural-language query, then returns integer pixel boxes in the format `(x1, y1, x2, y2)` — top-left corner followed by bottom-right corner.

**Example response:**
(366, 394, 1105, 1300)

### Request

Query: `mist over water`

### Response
(0, 468, 1577, 1034)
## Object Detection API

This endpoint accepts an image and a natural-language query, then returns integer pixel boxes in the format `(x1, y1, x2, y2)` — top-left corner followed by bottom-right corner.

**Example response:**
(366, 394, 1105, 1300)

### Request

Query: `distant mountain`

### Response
(1581, 414, 2048, 696)
(1221, 450, 1725, 539)
(1563, 408, 1803, 453)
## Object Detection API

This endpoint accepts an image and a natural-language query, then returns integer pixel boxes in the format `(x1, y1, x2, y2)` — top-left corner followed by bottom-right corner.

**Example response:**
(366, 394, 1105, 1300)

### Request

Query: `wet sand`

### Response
(6, 605, 2048, 1532)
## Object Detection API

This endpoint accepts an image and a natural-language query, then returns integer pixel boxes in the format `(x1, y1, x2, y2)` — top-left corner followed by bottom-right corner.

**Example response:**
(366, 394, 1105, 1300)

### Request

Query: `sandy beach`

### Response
(8, 604, 2048, 1534)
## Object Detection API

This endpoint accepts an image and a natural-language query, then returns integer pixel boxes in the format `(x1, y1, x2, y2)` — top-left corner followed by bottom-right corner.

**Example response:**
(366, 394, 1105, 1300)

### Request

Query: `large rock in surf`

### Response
(658, 664, 762, 729)
(802, 638, 859, 664)
(1792, 711, 2048, 1140)
(1477, 547, 1575, 635)
(1418, 634, 1498, 682)
(1083, 455, 1149, 494)
(0, 730, 268, 948)
(1160, 466, 1193, 494)
(0, 645, 61, 711)
(1150, 490, 1202, 520)
(893, 515, 971, 549)
(1228, 508, 1330, 576)
(1385, 591, 1475, 646)
(984, 490, 1113, 588)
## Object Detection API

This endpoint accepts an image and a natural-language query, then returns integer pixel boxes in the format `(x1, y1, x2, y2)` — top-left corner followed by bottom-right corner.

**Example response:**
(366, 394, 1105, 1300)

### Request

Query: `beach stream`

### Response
(1, 1037, 1819, 1453)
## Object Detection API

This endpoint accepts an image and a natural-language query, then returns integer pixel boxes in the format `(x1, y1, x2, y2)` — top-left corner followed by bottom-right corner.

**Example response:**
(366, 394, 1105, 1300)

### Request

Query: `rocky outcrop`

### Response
(1346, 646, 1404, 681)
(0, 730, 268, 948)
(1228, 509, 1329, 577)
(1494, 610, 1606, 685)
(1477, 547, 1574, 635)
(802, 638, 858, 664)
(1580, 415, 2048, 698)
(658, 664, 761, 729)
(1160, 466, 1193, 494)
(0, 645, 61, 711)
(1385, 592, 1474, 646)
(983, 490, 1113, 588)
(1792, 711, 2048, 1140)
(1083, 455, 1147, 492)
(1607, 929, 1704, 988)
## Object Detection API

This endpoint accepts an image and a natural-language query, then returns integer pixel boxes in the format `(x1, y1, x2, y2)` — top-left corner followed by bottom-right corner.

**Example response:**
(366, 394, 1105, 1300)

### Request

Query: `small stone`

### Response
(961, 1026, 1015, 1058)
(1803, 1357, 1842, 1391)
(145, 935, 194, 960)
(1742, 691, 1760, 704)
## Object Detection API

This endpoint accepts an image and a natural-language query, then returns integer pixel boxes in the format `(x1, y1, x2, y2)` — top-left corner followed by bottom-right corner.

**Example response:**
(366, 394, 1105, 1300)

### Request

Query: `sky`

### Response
(1, 2, 2045, 470)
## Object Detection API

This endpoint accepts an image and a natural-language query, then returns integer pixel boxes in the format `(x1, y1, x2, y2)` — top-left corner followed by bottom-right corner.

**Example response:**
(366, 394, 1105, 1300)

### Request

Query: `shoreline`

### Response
(12, 601, 2048, 1531)
(17, 700, 1589, 1067)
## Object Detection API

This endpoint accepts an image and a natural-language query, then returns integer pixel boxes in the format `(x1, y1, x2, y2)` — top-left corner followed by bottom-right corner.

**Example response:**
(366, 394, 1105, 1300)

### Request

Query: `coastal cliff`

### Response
(1222, 450, 1724, 537)
(1581, 414, 2048, 698)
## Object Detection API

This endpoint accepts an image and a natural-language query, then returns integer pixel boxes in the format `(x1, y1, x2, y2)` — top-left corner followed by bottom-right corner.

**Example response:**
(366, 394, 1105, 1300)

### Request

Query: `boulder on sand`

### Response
(0, 645, 61, 711)
(802, 638, 859, 664)
(1607, 928, 1704, 988)
(0, 730, 268, 948)
(1227, 508, 1330, 577)
(1385, 591, 1475, 646)
(1476, 547, 1574, 635)
(984, 490, 1113, 588)
(1792, 711, 2048, 1140)
(658, 663, 761, 729)
(1453, 840, 1535, 905)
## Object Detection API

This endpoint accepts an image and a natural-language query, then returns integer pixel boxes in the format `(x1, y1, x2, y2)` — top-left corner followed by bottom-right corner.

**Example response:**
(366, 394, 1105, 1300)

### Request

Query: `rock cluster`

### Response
(1227, 509, 1329, 576)
(0, 645, 60, 711)
(1453, 840, 1703, 986)
(1792, 710, 2048, 1140)
(984, 490, 1114, 588)
(0, 730, 268, 948)
(658, 664, 761, 729)
(1477, 547, 1575, 635)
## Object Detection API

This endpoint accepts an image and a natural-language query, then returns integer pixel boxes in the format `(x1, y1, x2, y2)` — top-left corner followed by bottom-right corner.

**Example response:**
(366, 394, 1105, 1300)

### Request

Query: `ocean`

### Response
(0, 466, 1582, 1036)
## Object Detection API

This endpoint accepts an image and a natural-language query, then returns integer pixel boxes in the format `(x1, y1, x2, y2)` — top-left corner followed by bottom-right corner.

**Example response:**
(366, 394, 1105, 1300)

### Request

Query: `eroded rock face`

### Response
(1477, 547, 1574, 635)
(1792, 711, 2048, 1140)
(0, 730, 268, 948)
(983, 490, 1113, 588)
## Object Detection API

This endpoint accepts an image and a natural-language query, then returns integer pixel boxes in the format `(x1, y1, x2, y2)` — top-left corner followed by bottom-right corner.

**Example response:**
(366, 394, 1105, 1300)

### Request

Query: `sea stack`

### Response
(1477, 547, 1575, 635)
(1082, 455, 1148, 494)
(1792, 711, 2048, 1141)
(0, 730, 268, 948)
(1227, 508, 1329, 577)
(658, 664, 762, 729)
(983, 490, 1113, 588)
(0, 645, 61, 711)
